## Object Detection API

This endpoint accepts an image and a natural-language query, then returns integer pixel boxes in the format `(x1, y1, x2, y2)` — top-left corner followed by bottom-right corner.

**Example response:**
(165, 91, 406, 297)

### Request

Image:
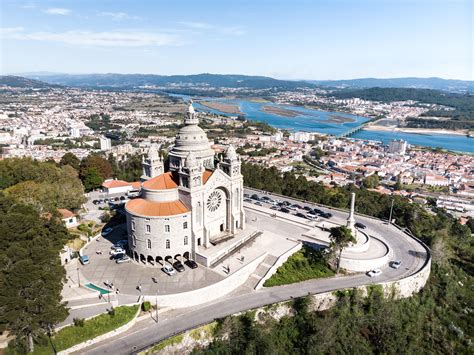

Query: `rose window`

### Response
(207, 190, 222, 212)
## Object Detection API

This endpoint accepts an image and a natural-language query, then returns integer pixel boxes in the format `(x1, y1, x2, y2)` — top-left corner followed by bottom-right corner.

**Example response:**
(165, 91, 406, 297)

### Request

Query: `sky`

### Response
(0, 0, 472, 80)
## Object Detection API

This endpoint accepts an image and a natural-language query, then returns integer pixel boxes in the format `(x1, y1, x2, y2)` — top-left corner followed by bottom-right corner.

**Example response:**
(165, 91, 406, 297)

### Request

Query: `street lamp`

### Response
(155, 289, 159, 324)
(76, 267, 80, 287)
(388, 199, 395, 225)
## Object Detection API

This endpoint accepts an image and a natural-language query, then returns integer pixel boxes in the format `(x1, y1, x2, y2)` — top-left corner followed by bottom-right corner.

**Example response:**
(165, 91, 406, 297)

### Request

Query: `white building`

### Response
(125, 102, 245, 265)
(388, 139, 407, 155)
(100, 136, 112, 151)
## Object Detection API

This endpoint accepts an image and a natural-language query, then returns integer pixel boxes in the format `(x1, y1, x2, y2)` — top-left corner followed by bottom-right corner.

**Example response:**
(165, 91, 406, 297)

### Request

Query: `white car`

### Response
(367, 269, 383, 277)
(102, 227, 113, 236)
(116, 255, 131, 264)
(391, 260, 402, 269)
(110, 247, 125, 256)
(162, 264, 176, 276)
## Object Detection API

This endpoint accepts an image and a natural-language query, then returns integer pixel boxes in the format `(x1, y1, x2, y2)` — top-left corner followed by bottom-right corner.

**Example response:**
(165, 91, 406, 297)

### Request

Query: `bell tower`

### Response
(141, 143, 164, 181)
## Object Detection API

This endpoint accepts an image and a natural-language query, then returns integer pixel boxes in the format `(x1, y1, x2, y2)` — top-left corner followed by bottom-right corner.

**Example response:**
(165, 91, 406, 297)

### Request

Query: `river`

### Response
(169, 93, 474, 153)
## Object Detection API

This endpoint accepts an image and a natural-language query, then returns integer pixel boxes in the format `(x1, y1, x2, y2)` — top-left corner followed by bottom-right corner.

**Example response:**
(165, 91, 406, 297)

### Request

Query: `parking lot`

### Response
(78, 225, 224, 296)
(244, 192, 336, 223)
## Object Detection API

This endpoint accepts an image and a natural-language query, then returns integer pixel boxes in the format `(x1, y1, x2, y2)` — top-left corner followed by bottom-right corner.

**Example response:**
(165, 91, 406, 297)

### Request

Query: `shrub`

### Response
(142, 301, 151, 312)
(73, 318, 85, 327)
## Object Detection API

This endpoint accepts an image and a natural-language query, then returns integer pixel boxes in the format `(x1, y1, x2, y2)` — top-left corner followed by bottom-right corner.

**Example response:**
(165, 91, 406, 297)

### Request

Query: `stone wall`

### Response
(57, 302, 142, 355)
(144, 253, 267, 308)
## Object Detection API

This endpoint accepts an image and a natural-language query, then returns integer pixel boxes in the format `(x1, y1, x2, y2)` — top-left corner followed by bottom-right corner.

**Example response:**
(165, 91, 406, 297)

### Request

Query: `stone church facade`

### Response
(125, 102, 245, 265)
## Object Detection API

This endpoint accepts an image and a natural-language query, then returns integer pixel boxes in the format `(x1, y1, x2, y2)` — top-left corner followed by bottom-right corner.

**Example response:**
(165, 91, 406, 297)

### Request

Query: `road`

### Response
(77, 188, 430, 355)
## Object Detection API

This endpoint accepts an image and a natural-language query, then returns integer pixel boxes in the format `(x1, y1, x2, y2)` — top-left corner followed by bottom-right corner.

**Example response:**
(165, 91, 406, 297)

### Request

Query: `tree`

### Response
(59, 152, 80, 171)
(82, 167, 103, 192)
(1, 158, 85, 212)
(0, 194, 69, 352)
(80, 154, 112, 181)
(328, 226, 356, 273)
(362, 174, 380, 189)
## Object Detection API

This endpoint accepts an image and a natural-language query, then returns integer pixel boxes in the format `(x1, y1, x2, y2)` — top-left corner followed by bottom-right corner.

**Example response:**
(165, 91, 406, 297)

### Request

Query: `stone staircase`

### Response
(243, 254, 278, 289)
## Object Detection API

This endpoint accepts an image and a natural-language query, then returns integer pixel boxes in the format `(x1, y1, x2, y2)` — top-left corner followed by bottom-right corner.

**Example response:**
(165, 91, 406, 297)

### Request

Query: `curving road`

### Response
(76, 188, 429, 355)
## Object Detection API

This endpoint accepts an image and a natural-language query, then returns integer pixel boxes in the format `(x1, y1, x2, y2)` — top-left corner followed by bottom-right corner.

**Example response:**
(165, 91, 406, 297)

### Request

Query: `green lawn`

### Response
(32, 305, 139, 354)
(263, 246, 334, 287)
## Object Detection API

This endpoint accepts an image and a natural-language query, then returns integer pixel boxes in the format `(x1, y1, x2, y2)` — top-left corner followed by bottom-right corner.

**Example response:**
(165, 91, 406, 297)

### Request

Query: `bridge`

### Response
(337, 121, 370, 138)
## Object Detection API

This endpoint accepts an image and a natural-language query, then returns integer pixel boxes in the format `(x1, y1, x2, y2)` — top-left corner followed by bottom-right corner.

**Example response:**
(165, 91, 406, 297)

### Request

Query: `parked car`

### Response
(79, 255, 90, 265)
(92, 200, 99, 205)
(280, 208, 290, 213)
(306, 213, 318, 220)
(367, 269, 383, 277)
(295, 212, 307, 219)
(110, 253, 125, 260)
(110, 247, 125, 256)
(119, 196, 126, 201)
(185, 259, 198, 269)
(251, 194, 260, 200)
(355, 222, 367, 229)
(116, 255, 131, 264)
(254, 201, 263, 206)
(173, 260, 185, 272)
(390, 260, 402, 269)
(162, 263, 176, 276)
(244, 198, 253, 203)
(243, 193, 250, 198)
(102, 227, 113, 236)
(313, 208, 324, 215)
(303, 206, 313, 211)
(292, 204, 302, 209)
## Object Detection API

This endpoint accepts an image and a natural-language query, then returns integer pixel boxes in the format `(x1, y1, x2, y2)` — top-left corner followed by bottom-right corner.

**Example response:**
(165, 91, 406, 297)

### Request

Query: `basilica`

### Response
(125, 102, 245, 265)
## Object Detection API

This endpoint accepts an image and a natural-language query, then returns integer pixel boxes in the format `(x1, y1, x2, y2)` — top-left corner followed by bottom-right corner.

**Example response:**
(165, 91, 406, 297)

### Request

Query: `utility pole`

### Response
(388, 199, 394, 224)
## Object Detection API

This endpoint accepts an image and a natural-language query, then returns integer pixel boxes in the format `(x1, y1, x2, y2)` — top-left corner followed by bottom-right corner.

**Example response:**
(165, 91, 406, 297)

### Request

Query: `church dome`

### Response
(173, 124, 212, 152)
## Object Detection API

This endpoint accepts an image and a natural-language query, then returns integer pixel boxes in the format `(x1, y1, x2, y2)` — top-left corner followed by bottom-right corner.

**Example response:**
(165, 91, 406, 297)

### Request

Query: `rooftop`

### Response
(126, 198, 189, 217)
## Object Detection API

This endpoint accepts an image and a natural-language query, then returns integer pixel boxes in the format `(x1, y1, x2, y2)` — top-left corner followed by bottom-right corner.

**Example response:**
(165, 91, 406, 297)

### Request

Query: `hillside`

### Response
(0, 75, 61, 89)
(22, 73, 315, 90)
(309, 77, 474, 93)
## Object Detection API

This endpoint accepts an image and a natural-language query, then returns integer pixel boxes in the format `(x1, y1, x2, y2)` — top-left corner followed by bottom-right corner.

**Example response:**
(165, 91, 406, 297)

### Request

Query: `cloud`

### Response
(178, 21, 214, 30)
(97, 12, 140, 21)
(178, 21, 246, 35)
(0, 27, 180, 47)
(44, 8, 71, 16)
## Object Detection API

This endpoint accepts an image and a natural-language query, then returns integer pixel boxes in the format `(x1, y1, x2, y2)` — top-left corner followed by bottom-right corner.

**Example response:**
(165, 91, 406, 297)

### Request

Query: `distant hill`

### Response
(20, 73, 315, 90)
(308, 77, 474, 93)
(0, 75, 60, 89)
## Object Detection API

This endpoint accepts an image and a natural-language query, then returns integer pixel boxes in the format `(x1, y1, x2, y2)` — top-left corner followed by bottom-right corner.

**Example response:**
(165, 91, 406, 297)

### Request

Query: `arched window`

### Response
(183, 221, 188, 229)
(146, 224, 151, 233)
(131, 219, 135, 231)
(147, 239, 151, 249)
(132, 234, 136, 247)
(165, 225, 170, 233)
(166, 239, 170, 249)
(184, 236, 188, 245)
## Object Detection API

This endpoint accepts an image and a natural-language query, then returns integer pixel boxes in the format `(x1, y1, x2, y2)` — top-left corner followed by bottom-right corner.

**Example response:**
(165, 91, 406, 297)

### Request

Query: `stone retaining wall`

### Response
(57, 302, 142, 355)
(144, 253, 267, 308)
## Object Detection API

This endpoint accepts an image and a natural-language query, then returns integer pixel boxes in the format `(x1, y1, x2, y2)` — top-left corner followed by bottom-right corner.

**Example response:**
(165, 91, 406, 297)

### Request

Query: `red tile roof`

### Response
(126, 198, 189, 217)
(102, 180, 132, 189)
(57, 208, 75, 218)
(203, 170, 213, 184)
(142, 172, 179, 190)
